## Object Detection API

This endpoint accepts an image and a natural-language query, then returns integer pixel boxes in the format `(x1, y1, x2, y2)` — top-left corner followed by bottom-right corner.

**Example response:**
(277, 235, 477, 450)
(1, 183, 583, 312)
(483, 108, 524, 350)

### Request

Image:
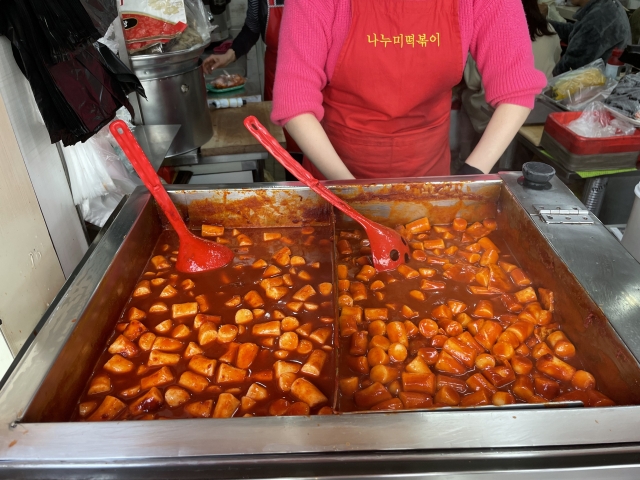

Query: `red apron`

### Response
(303, 0, 463, 179)
(264, 0, 301, 153)
(263, 0, 283, 102)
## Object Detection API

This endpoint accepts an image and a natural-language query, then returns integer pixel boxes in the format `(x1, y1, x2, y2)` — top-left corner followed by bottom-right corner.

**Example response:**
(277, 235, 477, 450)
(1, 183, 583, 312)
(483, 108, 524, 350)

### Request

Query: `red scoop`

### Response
(243, 116, 410, 271)
(109, 120, 234, 273)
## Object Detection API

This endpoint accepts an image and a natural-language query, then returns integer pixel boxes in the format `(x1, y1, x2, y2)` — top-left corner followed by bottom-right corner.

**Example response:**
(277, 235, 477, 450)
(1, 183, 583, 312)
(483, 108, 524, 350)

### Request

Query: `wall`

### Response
(0, 38, 88, 279)
(0, 38, 88, 370)
(0, 75, 66, 361)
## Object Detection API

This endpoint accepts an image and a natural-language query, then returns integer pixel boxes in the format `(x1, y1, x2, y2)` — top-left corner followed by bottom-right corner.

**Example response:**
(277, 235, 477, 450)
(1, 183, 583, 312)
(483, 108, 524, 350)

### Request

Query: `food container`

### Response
(541, 111, 640, 171)
(2, 173, 640, 477)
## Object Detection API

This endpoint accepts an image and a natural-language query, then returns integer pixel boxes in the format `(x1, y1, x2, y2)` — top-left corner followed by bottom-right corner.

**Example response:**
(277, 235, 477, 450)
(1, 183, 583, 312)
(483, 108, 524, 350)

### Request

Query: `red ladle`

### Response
(243, 116, 410, 272)
(109, 120, 234, 273)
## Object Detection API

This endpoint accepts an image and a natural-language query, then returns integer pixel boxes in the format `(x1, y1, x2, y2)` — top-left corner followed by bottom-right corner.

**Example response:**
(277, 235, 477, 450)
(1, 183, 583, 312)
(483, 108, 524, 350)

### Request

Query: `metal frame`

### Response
(2, 173, 640, 478)
(163, 152, 265, 182)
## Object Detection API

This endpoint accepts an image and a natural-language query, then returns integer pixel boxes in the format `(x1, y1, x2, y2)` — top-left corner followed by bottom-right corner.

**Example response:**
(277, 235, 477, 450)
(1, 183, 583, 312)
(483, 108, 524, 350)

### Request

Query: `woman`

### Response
(463, 0, 561, 133)
(203, 0, 283, 101)
(549, 0, 630, 76)
(204, 0, 302, 175)
(271, 0, 547, 179)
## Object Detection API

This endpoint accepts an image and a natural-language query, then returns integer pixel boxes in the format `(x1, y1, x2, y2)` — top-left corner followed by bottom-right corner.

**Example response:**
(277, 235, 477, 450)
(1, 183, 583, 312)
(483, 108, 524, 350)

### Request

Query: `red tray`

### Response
(543, 111, 640, 155)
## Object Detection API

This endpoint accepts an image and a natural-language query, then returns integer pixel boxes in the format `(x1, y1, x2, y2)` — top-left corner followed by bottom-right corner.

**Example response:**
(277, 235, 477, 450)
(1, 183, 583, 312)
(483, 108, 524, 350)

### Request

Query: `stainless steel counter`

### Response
(132, 124, 181, 171)
(1, 173, 640, 478)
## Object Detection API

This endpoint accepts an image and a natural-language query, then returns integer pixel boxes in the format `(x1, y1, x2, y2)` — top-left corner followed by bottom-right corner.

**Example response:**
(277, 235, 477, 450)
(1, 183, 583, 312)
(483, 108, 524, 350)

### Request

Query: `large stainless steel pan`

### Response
(1, 172, 640, 479)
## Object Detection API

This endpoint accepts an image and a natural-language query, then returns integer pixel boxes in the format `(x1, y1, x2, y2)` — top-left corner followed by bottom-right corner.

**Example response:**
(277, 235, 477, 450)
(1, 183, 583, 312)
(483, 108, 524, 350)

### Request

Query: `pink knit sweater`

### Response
(271, 0, 547, 126)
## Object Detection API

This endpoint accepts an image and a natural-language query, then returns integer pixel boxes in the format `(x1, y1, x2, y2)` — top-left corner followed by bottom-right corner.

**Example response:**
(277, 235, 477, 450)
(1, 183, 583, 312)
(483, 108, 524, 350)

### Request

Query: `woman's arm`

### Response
(271, 0, 337, 126)
(463, 103, 531, 173)
(288, 105, 529, 177)
(203, 0, 261, 74)
(549, 19, 575, 43)
(461, 0, 543, 173)
(469, 0, 546, 109)
(285, 114, 355, 180)
(230, 25, 261, 60)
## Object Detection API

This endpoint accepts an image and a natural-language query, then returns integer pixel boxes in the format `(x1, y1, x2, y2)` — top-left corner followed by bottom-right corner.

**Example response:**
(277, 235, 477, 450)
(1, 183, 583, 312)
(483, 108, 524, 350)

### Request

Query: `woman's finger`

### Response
(203, 56, 221, 73)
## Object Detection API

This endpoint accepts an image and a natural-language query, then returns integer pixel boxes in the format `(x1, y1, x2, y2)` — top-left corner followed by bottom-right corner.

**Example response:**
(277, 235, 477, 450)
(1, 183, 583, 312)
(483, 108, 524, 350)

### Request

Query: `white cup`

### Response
(621, 182, 640, 263)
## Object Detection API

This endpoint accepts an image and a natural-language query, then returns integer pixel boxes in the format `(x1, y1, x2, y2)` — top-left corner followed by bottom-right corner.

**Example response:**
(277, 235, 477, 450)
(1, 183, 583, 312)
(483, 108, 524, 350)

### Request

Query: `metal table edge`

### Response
(499, 172, 640, 362)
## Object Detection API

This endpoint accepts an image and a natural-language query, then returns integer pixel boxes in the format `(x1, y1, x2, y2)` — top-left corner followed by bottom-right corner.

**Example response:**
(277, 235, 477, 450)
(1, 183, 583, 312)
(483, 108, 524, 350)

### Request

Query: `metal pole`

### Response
(582, 176, 609, 217)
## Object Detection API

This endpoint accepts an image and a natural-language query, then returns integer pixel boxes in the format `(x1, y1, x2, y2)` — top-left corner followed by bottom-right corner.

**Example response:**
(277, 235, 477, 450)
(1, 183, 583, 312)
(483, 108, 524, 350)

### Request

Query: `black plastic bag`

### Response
(79, 0, 119, 36)
(0, 0, 143, 146)
(95, 42, 146, 98)
(1, 0, 90, 144)
(28, 0, 101, 61)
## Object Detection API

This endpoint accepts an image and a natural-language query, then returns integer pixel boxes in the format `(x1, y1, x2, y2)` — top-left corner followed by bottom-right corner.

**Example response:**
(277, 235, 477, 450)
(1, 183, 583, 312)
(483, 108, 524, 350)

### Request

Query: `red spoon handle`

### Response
(109, 120, 190, 237)
(243, 116, 372, 227)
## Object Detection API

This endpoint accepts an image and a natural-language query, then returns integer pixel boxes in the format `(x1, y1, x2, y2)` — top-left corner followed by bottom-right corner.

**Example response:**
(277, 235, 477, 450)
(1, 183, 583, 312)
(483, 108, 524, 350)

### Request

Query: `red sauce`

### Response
(73, 217, 614, 421)
(73, 226, 336, 421)
(335, 219, 614, 411)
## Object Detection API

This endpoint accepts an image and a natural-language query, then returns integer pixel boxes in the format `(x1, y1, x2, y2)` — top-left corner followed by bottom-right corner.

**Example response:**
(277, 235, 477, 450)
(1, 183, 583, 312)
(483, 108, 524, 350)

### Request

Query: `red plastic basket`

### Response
(543, 111, 640, 155)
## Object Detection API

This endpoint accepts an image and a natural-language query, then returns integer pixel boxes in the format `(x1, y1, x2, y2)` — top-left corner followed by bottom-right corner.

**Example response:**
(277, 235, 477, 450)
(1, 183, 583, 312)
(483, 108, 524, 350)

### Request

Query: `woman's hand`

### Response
(203, 49, 237, 74)
(285, 114, 356, 180)
(462, 103, 531, 173)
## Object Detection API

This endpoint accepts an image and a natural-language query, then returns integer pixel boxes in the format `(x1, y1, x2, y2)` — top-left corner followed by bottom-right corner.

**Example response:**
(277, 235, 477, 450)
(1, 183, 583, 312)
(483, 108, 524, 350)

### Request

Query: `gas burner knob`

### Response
(519, 162, 555, 190)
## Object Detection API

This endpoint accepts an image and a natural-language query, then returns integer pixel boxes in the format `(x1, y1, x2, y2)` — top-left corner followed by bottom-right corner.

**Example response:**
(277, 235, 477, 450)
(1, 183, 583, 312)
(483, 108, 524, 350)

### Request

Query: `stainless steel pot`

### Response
(129, 43, 209, 81)
(130, 45, 213, 157)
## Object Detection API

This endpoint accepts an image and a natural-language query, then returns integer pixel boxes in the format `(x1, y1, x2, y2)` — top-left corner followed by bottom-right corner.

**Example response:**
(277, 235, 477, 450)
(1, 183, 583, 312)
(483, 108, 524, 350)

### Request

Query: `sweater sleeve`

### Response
(270, 0, 334, 126)
(549, 20, 575, 43)
(231, 25, 261, 60)
(470, 0, 547, 108)
(231, 0, 261, 60)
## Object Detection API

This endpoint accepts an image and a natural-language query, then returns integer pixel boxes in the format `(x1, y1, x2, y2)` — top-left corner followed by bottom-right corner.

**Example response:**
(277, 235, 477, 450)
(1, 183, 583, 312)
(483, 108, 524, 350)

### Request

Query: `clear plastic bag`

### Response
(62, 135, 117, 205)
(563, 80, 617, 111)
(185, 0, 212, 43)
(567, 101, 636, 138)
(97, 22, 120, 54)
(546, 59, 616, 110)
(604, 73, 640, 121)
(76, 116, 143, 226)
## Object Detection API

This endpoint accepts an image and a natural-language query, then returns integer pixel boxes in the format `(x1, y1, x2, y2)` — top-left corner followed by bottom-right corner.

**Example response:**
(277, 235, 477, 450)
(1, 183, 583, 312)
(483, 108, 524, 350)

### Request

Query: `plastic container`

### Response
(541, 111, 640, 171)
(621, 182, 640, 263)
(540, 131, 640, 171)
(606, 48, 624, 79)
(544, 111, 640, 155)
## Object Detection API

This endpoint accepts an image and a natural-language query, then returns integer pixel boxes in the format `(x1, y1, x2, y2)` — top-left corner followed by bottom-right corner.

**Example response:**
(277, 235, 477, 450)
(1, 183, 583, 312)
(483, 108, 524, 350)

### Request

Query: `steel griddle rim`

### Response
(0, 174, 640, 477)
